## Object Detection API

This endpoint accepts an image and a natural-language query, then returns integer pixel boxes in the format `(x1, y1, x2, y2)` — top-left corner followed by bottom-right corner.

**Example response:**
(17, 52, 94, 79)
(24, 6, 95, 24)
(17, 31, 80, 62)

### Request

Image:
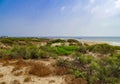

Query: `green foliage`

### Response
(72, 69, 86, 79)
(0, 38, 14, 45)
(56, 58, 71, 67)
(67, 39, 82, 46)
(67, 39, 79, 43)
(77, 46, 87, 54)
(52, 46, 79, 56)
(87, 44, 115, 54)
(76, 53, 94, 64)
(47, 39, 65, 46)
(0, 49, 8, 58)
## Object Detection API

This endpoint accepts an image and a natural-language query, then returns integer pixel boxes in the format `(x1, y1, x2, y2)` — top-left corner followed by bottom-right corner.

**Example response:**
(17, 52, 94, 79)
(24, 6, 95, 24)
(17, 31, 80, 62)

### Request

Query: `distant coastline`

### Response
(47, 37, 120, 46)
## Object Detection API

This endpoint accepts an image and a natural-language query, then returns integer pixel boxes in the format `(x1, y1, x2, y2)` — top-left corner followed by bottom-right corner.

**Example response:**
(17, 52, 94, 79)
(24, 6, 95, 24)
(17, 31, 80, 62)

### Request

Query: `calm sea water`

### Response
(77, 37, 120, 42)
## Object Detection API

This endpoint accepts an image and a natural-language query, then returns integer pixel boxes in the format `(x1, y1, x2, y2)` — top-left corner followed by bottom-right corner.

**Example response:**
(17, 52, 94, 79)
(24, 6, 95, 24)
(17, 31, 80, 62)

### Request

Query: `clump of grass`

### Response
(49, 80, 55, 83)
(72, 78, 87, 84)
(0, 73, 4, 78)
(24, 76, 31, 82)
(64, 75, 75, 84)
(55, 67, 69, 75)
(12, 65, 21, 73)
(2, 60, 9, 66)
(11, 80, 20, 84)
(0, 82, 6, 84)
(87, 44, 115, 55)
(15, 59, 27, 66)
(13, 71, 23, 76)
(11, 59, 27, 73)
(28, 61, 51, 77)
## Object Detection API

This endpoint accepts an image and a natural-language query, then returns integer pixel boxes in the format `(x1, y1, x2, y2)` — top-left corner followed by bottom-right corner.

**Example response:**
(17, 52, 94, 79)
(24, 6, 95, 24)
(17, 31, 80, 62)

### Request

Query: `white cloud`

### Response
(87, 0, 120, 18)
(60, 6, 66, 12)
(115, 0, 120, 8)
(90, 0, 95, 4)
(90, 6, 99, 14)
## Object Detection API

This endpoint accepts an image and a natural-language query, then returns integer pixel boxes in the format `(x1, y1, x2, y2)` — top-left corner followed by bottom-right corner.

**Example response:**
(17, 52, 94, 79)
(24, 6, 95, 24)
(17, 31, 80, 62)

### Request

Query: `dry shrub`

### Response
(2, 60, 9, 66)
(55, 67, 69, 75)
(49, 80, 55, 83)
(12, 59, 28, 73)
(64, 75, 75, 84)
(2, 55, 10, 60)
(12, 66, 21, 73)
(0, 82, 6, 84)
(15, 59, 27, 67)
(28, 61, 51, 77)
(13, 71, 23, 76)
(24, 76, 31, 82)
(0, 73, 4, 78)
(72, 78, 87, 84)
(64, 76, 87, 84)
(0, 59, 5, 63)
(10, 80, 20, 84)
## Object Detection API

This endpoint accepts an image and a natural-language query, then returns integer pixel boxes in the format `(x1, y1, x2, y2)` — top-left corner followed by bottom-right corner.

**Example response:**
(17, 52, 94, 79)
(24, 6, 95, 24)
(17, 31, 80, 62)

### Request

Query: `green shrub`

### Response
(77, 46, 87, 54)
(67, 39, 79, 43)
(0, 49, 8, 58)
(56, 58, 71, 67)
(0, 38, 14, 45)
(52, 46, 79, 56)
(87, 44, 115, 54)
(47, 39, 65, 46)
(72, 69, 86, 79)
(76, 54, 93, 64)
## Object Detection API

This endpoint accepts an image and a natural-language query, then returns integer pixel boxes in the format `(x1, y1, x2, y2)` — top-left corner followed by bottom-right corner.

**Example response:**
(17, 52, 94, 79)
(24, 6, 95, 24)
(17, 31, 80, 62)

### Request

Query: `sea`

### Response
(47, 37, 120, 46)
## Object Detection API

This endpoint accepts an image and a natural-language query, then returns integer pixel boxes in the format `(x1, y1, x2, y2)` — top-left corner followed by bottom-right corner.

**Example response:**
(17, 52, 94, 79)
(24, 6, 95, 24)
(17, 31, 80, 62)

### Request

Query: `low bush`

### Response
(77, 46, 87, 54)
(24, 76, 31, 82)
(72, 69, 86, 79)
(52, 46, 79, 56)
(76, 54, 94, 64)
(55, 66, 69, 75)
(87, 44, 115, 54)
(0, 38, 14, 45)
(0, 49, 8, 58)
(47, 39, 65, 46)
(28, 61, 51, 77)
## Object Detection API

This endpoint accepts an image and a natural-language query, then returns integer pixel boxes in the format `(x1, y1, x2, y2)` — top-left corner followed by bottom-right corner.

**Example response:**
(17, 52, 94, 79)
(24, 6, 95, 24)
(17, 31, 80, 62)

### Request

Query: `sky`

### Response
(0, 0, 120, 37)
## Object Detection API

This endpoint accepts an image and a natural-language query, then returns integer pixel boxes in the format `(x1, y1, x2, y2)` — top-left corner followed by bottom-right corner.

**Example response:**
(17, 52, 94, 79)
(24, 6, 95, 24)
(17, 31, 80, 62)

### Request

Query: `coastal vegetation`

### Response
(0, 37, 120, 84)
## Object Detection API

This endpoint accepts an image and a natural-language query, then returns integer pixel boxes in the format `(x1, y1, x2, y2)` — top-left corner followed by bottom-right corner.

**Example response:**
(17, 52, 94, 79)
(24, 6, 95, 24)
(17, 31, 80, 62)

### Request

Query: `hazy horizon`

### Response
(1, 0, 120, 37)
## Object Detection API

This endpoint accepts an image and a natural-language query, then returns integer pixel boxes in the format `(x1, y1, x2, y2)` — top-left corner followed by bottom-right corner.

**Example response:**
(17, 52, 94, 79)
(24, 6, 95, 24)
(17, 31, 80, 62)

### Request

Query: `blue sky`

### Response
(0, 0, 120, 37)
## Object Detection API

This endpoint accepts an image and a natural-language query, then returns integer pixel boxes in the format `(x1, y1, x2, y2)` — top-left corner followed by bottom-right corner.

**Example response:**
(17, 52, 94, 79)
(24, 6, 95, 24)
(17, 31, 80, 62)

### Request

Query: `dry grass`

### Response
(55, 67, 69, 75)
(0, 73, 4, 78)
(12, 66, 21, 73)
(24, 76, 31, 82)
(28, 61, 52, 77)
(0, 82, 6, 84)
(64, 75, 75, 84)
(2, 60, 9, 66)
(72, 78, 87, 84)
(14, 59, 27, 67)
(11, 80, 20, 84)
(49, 80, 55, 83)
(13, 71, 23, 76)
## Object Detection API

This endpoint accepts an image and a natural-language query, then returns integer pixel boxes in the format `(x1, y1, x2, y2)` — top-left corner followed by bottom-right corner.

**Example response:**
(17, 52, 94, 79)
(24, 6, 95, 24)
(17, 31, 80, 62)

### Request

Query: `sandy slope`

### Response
(0, 60, 66, 84)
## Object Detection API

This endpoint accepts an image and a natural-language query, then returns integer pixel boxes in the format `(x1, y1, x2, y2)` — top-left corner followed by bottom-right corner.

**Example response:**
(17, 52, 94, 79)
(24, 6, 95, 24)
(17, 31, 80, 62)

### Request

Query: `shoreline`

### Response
(79, 40, 120, 46)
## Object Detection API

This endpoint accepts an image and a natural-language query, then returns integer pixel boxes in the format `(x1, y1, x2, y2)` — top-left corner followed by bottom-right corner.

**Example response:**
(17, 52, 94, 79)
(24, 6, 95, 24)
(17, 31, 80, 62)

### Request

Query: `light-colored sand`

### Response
(0, 60, 66, 84)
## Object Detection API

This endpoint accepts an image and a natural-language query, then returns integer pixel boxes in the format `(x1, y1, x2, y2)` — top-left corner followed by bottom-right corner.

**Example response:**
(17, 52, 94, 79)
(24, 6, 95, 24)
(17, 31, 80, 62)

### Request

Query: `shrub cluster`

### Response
(87, 44, 115, 54)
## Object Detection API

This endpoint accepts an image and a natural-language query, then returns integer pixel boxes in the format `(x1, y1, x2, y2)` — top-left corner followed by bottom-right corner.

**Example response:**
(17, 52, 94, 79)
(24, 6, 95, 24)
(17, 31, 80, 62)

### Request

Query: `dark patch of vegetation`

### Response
(47, 39, 65, 46)
(28, 62, 52, 77)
